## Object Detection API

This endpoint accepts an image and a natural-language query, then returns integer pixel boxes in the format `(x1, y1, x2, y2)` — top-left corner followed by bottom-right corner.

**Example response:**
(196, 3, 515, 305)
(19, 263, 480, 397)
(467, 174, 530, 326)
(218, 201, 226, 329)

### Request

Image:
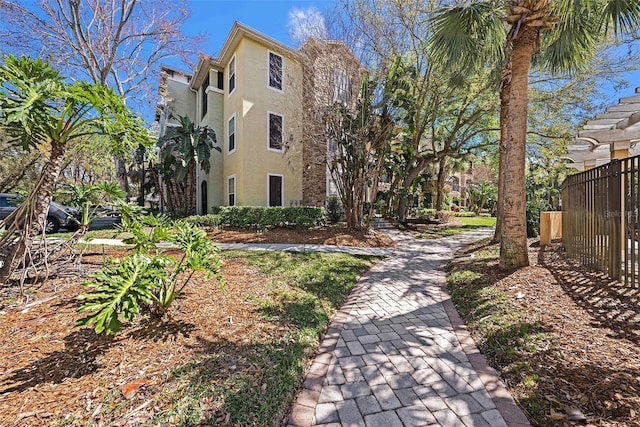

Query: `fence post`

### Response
(611, 159, 622, 280)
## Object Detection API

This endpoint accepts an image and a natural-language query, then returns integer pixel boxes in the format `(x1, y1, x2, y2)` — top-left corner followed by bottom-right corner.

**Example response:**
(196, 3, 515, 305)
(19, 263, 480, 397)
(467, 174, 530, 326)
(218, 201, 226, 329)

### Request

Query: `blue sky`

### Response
(184, 0, 334, 59)
(180, 1, 638, 105)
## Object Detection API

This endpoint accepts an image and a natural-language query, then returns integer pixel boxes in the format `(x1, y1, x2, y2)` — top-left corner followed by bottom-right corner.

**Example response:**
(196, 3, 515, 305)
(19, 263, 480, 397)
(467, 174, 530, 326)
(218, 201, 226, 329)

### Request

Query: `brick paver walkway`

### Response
(288, 227, 531, 427)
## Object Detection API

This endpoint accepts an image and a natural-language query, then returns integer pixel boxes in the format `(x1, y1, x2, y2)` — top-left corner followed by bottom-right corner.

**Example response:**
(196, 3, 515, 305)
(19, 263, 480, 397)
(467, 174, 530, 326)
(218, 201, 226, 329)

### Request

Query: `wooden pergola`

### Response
(563, 88, 640, 169)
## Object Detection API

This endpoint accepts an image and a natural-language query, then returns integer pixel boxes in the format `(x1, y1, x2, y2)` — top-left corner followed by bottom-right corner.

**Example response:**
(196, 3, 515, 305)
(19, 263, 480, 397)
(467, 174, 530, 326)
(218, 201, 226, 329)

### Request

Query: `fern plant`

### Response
(76, 253, 167, 334)
(154, 222, 225, 314)
(77, 216, 224, 334)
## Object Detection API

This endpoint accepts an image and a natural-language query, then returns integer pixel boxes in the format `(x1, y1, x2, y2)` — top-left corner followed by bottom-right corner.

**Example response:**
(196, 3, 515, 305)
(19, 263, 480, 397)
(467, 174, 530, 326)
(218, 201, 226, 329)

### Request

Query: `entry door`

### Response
(268, 175, 283, 207)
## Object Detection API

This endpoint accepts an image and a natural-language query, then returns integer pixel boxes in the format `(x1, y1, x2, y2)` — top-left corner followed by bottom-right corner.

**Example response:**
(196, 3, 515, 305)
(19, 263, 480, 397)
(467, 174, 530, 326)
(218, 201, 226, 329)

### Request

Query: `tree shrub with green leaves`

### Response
(187, 206, 325, 230)
(77, 216, 224, 334)
(154, 115, 221, 217)
(0, 55, 150, 284)
(59, 182, 125, 232)
(326, 196, 344, 223)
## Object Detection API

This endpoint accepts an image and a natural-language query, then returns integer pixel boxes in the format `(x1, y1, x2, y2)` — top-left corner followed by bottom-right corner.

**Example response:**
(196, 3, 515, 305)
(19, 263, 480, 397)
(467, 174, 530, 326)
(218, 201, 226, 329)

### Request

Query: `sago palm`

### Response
(430, 0, 640, 269)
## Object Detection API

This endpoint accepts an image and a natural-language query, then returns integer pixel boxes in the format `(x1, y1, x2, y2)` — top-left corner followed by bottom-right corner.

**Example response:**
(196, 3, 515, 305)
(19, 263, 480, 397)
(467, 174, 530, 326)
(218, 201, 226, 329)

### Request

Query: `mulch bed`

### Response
(0, 226, 390, 426)
(462, 241, 640, 426)
(2, 227, 639, 426)
(0, 254, 279, 426)
(208, 225, 395, 247)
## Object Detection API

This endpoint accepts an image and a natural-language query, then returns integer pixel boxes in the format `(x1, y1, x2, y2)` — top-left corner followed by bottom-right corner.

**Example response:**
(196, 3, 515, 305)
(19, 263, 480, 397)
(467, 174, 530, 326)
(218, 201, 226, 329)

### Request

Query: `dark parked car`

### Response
(0, 193, 79, 233)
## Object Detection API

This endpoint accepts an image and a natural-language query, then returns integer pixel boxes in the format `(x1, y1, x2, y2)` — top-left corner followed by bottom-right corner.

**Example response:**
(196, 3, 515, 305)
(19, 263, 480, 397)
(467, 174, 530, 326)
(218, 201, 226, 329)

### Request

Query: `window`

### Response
(268, 174, 283, 207)
(217, 70, 223, 90)
(201, 73, 209, 118)
(268, 112, 283, 151)
(228, 56, 236, 95)
(268, 52, 283, 91)
(333, 70, 349, 104)
(228, 114, 236, 153)
(228, 175, 236, 206)
(327, 177, 339, 196)
(0, 194, 22, 208)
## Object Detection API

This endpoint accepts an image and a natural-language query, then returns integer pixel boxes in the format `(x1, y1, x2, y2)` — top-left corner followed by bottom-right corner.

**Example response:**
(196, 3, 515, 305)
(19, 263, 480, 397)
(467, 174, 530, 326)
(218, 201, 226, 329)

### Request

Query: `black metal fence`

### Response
(561, 156, 640, 287)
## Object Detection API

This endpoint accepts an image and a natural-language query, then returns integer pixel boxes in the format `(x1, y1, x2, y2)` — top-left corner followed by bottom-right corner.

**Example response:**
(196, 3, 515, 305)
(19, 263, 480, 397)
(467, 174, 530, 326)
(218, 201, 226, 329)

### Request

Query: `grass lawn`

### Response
(446, 241, 549, 424)
(416, 215, 496, 239)
(0, 246, 377, 426)
(446, 240, 640, 426)
(147, 250, 376, 426)
(458, 216, 496, 227)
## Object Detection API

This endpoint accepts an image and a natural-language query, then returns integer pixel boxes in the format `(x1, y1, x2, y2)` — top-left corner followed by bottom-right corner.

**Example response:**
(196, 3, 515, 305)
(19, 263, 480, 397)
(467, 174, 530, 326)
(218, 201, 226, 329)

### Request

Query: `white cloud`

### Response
(287, 6, 328, 45)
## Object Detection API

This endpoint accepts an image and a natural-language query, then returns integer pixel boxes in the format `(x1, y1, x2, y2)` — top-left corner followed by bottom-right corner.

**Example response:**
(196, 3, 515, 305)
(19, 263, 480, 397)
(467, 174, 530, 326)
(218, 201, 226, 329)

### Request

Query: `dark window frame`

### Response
(201, 73, 209, 118)
(228, 114, 236, 153)
(268, 51, 283, 91)
(268, 112, 283, 151)
(229, 56, 236, 95)
(268, 174, 283, 207)
(228, 175, 236, 206)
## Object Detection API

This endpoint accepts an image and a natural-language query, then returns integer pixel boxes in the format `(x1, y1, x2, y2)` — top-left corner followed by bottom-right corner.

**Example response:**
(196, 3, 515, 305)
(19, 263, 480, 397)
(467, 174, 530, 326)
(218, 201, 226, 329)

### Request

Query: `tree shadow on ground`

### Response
(0, 328, 116, 393)
(0, 318, 195, 394)
(150, 334, 307, 426)
(538, 244, 640, 345)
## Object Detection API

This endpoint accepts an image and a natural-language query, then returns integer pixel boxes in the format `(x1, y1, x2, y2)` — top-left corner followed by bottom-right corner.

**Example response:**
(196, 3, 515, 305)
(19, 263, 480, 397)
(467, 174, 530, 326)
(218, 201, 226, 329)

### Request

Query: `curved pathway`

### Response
(287, 227, 531, 427)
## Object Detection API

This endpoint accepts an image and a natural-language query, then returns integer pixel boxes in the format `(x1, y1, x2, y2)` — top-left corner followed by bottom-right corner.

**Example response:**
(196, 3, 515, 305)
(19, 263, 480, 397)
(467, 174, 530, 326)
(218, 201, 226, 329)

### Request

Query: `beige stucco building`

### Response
(156, 22, 360, 214)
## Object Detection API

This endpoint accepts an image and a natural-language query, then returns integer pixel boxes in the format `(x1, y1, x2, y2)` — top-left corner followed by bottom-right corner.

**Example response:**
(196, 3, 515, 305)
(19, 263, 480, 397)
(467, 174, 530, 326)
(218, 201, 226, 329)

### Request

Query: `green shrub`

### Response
(326, 196, 344, 223)
(184, 214, 222, 228)
(454, 211, 476, 217)
(412, 208, 437, 220)
(296, 215, 314, 228)
(76, 253, 163, 334)
(207, 206, 325, 229)
(77, 219, 224, 335)
(116, 211, 172, 252)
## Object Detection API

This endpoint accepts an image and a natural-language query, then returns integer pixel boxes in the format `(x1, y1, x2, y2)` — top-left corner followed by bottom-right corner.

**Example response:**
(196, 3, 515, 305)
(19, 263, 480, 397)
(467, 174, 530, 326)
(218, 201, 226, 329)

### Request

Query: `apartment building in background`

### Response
(156, 22, 361, 214)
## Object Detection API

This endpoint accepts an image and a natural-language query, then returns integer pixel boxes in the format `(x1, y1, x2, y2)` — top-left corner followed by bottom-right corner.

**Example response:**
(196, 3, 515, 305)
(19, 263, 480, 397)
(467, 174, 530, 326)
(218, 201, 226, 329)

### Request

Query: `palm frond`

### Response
(538, 2, 600, 75)
(600, 0, 640, 35)
(429, 1, 506, 73)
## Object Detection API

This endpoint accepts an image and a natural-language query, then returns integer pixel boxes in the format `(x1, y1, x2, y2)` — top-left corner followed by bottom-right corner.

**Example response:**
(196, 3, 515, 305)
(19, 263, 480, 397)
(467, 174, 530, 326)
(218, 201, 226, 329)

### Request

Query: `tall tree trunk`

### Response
(0, 140, 66, 283)
(396, 158, 428, 221)
(500, 28, 535, 269)
(494, 62, 511, 244)
(435, 157, 447, 211)
(185, 163, 196, 216)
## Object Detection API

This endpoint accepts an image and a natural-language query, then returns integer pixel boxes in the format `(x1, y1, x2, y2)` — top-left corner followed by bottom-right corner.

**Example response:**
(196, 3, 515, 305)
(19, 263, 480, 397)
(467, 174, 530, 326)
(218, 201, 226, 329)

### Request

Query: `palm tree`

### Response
(155, 115, 220, 217)
(430, 0, 640, 269)
(0, 55, 149, 284)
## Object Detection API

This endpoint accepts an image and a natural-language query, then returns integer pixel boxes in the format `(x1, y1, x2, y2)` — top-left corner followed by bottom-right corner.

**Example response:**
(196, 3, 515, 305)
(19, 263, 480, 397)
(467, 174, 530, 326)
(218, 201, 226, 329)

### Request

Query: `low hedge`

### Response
(184, 214, 222, 228)
(454, 211, 476, 217)
(411, 208, 437, 220)
(186, 206, 325, 230)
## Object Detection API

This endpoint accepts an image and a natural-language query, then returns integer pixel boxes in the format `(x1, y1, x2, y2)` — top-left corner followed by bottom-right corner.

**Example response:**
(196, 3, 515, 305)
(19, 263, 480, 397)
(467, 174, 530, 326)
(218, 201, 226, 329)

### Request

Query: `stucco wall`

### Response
(223, 38, 303, 206)
(197, 68, 225, 211)
(163, 78, 196, 128)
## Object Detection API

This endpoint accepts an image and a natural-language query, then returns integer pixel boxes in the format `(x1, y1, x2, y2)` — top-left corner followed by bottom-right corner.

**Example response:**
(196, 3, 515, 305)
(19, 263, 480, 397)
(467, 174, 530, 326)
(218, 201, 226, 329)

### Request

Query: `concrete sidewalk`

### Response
(287, 227, 531, 427)
(82, 238, 393, 257)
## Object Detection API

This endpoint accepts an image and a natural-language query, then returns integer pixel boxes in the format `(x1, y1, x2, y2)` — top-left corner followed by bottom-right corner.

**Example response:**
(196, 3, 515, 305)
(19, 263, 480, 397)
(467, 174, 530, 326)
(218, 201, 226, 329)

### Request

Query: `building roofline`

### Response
(190, 21, 300, 90)
(160, 64, 193, 78)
